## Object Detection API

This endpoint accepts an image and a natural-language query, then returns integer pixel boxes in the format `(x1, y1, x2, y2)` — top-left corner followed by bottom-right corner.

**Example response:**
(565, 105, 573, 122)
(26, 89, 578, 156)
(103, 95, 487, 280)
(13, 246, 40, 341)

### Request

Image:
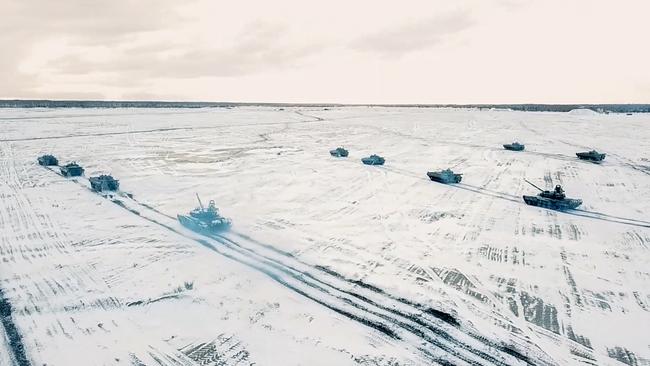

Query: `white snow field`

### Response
(0, 106, 649, 366)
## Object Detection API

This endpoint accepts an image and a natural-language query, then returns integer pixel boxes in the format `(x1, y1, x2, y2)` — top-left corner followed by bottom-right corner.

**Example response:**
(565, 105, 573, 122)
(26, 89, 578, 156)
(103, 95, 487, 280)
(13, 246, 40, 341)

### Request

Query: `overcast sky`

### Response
(2, 0, 649, 103)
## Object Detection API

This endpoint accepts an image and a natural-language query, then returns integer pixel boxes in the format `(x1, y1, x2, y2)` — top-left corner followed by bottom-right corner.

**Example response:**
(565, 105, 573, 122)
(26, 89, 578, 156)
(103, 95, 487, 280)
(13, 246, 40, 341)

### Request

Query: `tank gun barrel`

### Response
(524, 179, 544, 192)
(196, 193, 204, 210)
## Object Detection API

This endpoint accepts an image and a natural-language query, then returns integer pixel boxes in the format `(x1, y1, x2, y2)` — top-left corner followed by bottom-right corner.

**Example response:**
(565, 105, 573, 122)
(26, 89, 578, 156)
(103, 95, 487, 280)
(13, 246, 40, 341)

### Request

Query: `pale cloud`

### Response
(48, 21, 324, 79)
(0, 0, 189, 99)
(1, 0, 649, 103)
(350, 11, 475, 57)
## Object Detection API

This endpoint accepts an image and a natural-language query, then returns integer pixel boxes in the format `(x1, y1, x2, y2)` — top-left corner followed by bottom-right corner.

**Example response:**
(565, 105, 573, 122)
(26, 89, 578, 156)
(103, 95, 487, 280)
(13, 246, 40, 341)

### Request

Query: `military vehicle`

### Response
(60, 162, 84, 177)
(576, 150, 606, 162)
(178, 194, 231, 233)
(427, 169, 462, 184)
(330, 147, 349, 157)
(37, 154, 58, 166)
(89, 175, 119, 192)
(522, 180, 582, 210)
(361, 154, 385, 165)
(503, 142, 525, 151)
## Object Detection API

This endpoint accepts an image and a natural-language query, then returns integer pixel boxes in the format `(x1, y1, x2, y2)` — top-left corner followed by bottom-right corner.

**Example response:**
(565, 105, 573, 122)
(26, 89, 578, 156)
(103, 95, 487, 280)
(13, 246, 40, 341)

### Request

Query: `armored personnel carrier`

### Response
(503, 142, 525, 151)
(60, 162, 84, 177)
(37, 154, 58, 166)
(427, 169, 462, 184)
(330, 147, 349, 157)
(178, 194, 231, 233)
(361, 154, 385, 165)
(89, 175, 119, 192)
(523, 180, 582, 210)
(576, 150, 606, 162)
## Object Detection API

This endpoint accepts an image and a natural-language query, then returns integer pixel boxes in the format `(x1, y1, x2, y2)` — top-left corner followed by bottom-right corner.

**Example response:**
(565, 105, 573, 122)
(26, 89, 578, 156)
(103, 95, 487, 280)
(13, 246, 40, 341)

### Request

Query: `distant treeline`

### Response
(0, 100, 649, 113)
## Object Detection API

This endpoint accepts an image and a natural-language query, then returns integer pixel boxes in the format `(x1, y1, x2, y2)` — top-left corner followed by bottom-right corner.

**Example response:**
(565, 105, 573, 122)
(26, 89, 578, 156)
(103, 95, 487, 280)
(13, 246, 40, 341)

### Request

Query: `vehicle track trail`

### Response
(0, 109, 380, 143)
(0, 144, 209, 366)
(377, 160, 650, 229)
(41, 166, 556, 366)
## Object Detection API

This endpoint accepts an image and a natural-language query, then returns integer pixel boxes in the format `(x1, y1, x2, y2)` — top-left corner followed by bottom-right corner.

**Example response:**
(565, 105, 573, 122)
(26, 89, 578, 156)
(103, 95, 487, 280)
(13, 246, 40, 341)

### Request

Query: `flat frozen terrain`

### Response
(0, 107, 649, 366)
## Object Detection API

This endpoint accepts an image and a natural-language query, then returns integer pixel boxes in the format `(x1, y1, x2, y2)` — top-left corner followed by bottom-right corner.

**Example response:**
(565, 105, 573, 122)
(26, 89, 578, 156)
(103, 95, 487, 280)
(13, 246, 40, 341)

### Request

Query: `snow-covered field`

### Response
(0, 106, 649, 366)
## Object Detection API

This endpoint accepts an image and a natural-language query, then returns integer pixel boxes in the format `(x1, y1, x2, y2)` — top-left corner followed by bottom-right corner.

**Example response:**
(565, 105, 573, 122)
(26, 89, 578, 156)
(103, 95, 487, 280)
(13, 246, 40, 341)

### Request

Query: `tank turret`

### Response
(427, 169, 462, 184)
(522, 179, 582, 210)
(361, 154, 385, 165)
(60, 162, 84, 177)
(576, 150, 605, 162)
(178, 194, 231, 233)
(37, 154, 58, 166)
(330, 147, 349, 157)
(89, 175, 119, 192)
(503, 142, 525, 151)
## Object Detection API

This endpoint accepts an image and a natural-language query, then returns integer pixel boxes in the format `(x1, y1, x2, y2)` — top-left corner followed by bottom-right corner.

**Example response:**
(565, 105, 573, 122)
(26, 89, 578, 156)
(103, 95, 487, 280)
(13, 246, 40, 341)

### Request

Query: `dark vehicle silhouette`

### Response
(427, 169, 462, 184)
(89, 175, 119, 192)
(361, 154, 385, 165)
(330, 147, 349, 157)
(178, 194, 231, 233)
(37, 155, 58, 166)
(523, 180, 582, 210)
(503, 142, 525, 151)
(60, 162, 84, 177)
(576, 150, 605, 162)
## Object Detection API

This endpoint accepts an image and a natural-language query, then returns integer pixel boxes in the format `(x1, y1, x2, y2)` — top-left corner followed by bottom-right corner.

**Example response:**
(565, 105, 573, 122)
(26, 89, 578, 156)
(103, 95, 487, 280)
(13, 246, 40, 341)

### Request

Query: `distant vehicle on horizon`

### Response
(329, 147, 349, 157)
(361, 154, 385, 165)
(503, 142, 525, 151)
(427, 169, 462, 184)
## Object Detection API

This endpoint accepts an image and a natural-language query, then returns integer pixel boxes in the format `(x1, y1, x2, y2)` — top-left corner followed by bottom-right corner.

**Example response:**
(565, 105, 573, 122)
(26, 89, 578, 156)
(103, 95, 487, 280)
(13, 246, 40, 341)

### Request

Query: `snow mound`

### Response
(567, 108, 598, 115)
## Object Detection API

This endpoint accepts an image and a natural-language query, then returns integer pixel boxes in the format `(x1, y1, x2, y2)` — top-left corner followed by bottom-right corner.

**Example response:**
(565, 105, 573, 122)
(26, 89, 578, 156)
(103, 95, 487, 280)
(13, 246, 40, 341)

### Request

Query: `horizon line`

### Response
(1, 98, 649, 107)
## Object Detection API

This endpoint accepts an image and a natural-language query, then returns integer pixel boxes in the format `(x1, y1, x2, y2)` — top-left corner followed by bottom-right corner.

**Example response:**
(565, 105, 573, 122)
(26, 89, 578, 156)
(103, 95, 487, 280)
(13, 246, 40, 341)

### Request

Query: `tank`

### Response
(427, 169, 462, 184)
(330, 147, 349, 157)
(361, 154, 385, 165)
(576, 150, 605, 162)
(522, 180, 582, 210)
(60, 162, 84, 177)
(178, 194, 232, 233)
(37, 154, 58, 166)
(503, 142, 525, 151)
(89, 175, 120, 192)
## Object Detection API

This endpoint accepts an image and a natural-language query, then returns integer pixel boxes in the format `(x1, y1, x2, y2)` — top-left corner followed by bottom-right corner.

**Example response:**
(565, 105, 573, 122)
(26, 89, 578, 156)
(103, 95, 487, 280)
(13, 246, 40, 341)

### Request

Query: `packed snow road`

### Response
(0, 106, 649, 365)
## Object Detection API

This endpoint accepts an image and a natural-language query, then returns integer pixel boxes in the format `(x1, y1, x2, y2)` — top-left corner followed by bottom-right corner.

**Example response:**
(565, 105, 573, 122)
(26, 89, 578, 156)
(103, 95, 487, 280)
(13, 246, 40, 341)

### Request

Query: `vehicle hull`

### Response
(503, 144, 525, 151)
(90, 178, 119, 192)
(60, 167, 84, 177)
(576, 152, 606, 161)
(523, 195, 582, 210)
(330, 149, 349, 157)
(178, 214, 231, 233)
(361, 157, 385, 165)
(427, 172, 462, 184)
(37, 156, 58, 166)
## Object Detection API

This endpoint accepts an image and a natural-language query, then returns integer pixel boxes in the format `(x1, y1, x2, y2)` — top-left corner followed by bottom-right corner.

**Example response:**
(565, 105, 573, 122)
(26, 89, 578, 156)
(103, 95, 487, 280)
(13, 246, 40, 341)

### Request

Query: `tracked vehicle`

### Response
(60, 162, 84, 177)
(178, 194, 231, 233)
(576, 150, 605, 162)
(89, 175, 119, 192)
(503, 142, 525, 151)
(330, 147, 349, 157)
(523, 180, 582, 210)
(427, 169, 462, 184)
(361, 154, 385, 165)
(37, 154, 58, 166)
